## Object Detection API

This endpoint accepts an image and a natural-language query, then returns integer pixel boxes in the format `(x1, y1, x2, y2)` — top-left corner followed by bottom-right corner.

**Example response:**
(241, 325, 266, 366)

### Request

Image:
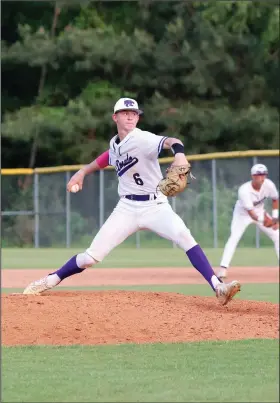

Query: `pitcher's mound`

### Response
(2, 291, 278, 346)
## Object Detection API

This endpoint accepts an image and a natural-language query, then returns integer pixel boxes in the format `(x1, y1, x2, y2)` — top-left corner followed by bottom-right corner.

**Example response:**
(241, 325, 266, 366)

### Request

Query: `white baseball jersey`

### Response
(220, 178, 279, 268)
(108, 128, 168, 198)
(234, 178, 279, 215)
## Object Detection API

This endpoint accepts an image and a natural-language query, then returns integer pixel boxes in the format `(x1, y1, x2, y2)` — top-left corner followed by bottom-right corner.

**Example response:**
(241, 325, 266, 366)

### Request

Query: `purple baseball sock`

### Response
(186, 245, 220, 291)
(49, 255, 85, 281)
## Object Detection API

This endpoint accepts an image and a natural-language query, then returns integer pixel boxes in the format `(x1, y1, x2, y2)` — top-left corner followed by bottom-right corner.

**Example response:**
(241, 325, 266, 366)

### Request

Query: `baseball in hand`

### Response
(70, 184, 80, 193)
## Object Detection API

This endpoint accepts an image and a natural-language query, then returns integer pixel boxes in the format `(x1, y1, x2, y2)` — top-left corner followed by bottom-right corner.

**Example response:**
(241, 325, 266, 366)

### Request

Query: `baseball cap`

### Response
(251, 163, 268, 175)
(113, 98, 143, 115)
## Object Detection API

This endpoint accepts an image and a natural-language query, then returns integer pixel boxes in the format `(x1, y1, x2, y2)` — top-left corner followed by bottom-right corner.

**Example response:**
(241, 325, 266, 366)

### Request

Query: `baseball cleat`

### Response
(23, 276, 52, 295)
(215, 280, 241, 306)
(217, 267, 227, 282)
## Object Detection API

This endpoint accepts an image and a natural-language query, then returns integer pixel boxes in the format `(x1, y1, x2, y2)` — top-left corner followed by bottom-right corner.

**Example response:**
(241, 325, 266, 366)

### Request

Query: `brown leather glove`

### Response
(272, 219, 279, 230)
(263, 214, 274, 227)
(157, 163, 194, 197)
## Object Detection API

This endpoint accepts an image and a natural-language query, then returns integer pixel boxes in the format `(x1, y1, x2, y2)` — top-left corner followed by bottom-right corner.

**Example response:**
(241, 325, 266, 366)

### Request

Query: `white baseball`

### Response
(70, 184, 80, 193)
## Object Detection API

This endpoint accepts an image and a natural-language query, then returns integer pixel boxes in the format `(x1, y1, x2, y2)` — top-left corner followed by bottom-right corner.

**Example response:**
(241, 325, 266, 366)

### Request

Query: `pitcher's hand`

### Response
(67, 169, 86, 192)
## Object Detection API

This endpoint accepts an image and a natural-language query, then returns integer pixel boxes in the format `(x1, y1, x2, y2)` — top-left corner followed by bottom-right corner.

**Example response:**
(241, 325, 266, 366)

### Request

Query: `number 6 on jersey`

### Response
(133, 173, 144, 186)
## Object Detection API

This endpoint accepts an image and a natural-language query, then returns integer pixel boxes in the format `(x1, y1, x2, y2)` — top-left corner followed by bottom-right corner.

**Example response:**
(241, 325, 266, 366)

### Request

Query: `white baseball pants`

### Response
(220, 210, 279, 268)
(86, 199, 197, 262)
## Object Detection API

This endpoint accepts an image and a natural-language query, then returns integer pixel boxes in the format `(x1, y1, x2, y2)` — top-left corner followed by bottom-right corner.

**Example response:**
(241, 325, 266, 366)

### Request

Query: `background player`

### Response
(24, 97, 241, 305)
(217, 163, 279, 281)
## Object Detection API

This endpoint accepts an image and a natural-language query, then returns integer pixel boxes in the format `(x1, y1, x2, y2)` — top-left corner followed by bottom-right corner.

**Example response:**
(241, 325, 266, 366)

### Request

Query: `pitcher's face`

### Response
(112, 110, 139, 132)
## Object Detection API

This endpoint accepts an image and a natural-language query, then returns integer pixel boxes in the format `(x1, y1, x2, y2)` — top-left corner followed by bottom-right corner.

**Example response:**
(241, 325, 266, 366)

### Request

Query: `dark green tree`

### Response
(1, 1, 279, 168)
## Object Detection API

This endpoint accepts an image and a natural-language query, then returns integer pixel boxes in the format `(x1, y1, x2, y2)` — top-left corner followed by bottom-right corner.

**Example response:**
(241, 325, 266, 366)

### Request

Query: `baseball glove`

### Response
(272, 217, 279, 230)
(157, 163, 195, 197)
(263, 214, 273, 227)
(263, 213, 278, 228)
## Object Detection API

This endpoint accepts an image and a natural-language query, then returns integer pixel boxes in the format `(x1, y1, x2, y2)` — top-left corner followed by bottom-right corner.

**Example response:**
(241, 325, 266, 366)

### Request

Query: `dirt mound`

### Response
(2, 291, 279, 346)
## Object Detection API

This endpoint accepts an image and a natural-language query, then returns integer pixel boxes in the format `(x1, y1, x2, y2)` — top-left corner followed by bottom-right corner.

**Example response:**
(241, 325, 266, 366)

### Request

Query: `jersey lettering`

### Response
(109, 128, 168, 198)
(116, 154, 138, 176)
(253, 197, 267, 206)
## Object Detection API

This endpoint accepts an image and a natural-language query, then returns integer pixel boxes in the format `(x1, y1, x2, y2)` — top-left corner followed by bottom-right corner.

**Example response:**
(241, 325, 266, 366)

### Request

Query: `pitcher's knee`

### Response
(85, 246, 106, 263)
(176, 230, 197, 251)
(76, 252, 98, 268)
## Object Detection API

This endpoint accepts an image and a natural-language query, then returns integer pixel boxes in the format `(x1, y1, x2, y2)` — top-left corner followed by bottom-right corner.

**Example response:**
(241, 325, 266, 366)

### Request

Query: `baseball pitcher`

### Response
(24, 98, 241, 305)
(217, 163, 279, 281)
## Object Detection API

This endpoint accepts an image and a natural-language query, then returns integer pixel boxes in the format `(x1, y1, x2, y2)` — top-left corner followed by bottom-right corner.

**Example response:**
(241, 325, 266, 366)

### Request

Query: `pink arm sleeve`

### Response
(96, 150, 110, 169)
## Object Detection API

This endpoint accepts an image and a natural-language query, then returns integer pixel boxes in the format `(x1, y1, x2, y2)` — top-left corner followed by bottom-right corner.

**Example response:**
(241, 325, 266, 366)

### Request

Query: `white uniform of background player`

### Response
(24, 98, 241, 305)
(217, 163, 279, 280)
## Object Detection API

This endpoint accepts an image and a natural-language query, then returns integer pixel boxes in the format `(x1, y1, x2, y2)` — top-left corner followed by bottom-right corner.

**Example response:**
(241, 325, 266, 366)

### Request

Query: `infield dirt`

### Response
(2, 266, 279, 346)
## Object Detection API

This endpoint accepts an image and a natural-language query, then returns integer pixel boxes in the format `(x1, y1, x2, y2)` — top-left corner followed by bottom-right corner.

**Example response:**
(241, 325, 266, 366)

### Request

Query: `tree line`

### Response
(2, 0, 279, 168)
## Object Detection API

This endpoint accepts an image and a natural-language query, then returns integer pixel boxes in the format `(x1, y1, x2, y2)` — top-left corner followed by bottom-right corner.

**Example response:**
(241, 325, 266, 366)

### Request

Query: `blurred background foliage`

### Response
(1, 0, 279, 169)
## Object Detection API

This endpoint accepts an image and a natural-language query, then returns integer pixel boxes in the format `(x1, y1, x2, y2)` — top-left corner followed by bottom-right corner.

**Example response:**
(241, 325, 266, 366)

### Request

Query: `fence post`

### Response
(136, 231, 141, 249)
(66, 171, 71, 248)
(252, 156, 260, 248)
(211, 159, 218, 248)
(99, 170, 104, 228)
(171, 196, 177, 248)
(33, 172, 39, 248)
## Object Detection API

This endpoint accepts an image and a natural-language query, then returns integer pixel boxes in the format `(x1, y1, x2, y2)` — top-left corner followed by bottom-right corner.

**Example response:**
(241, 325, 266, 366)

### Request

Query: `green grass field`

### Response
(2, 247, 279, 402)
(3, 340, 279, 403)
(2, 246, 279, 269)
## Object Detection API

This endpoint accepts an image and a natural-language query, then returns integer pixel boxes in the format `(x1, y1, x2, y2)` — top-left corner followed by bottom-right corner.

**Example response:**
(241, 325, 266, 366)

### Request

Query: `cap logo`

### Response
(124, 99, 135, 107)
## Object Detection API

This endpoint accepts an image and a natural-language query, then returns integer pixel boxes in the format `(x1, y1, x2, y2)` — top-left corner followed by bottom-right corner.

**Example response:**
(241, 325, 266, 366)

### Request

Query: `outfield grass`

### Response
(2, 283, 279, 303)
(2, 340, 279, 403)
(2, 247, 278, 269)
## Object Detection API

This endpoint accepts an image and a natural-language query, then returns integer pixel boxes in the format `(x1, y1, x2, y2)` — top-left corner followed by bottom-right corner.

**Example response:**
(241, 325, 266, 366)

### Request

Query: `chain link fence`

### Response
(1, 152, 279, 249)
